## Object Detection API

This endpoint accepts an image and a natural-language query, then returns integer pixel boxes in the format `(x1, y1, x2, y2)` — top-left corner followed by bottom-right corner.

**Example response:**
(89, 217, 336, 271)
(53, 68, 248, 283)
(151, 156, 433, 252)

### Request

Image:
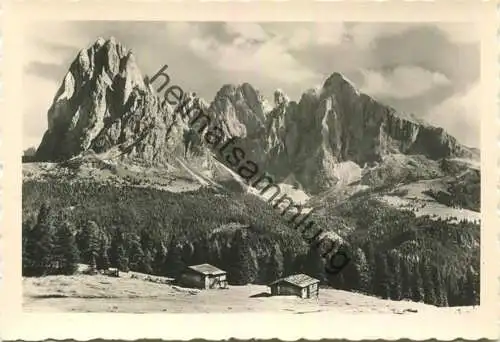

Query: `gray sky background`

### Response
(23, 21, 480, 150)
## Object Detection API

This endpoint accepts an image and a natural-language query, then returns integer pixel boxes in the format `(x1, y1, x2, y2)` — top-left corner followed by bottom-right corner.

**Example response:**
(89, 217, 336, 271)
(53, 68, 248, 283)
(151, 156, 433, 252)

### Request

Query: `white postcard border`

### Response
(1, 0, 498, 340)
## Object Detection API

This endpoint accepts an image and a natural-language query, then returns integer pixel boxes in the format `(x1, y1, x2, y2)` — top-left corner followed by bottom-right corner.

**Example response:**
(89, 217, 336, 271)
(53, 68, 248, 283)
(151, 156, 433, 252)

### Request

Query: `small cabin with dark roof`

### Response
(177, 263, 228, 289)
(268, 274, 320, 299)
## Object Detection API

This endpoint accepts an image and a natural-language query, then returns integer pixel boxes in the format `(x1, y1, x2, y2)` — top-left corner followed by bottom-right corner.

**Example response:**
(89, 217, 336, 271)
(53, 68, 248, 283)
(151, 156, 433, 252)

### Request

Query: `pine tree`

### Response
(128, 237, 145, 272)
(153, 242, 167, 276)
(400, 257, 413, 300)
(472, 267, 480, 305)
(165, 239, 185, 278)
(77, 220, 100, 264)
(340, 252, 362, 291)
(140, 229, 155, 253)
(411, 262, 424, 302)
(96, 238, 110, 270)
(141, 250, 154, 275)
(374, 252, 390, 299)
(363, 242, 376, 294)
(331, 271, 346, 290)
(115, 245, 129, 272)
(110, 227, 129, 272)
(53, 222, 79, 275)
(463, 267, 479, 306)
(89, 254, 98, 274)
(266, 245, 284, 282)
(431, 266, 446, 306)
(192, 239, 210, 265)
(387, 253, 402, 300)
(421, 257, 437, 305)
(283, 249, 296, 276)
(181, 243, 195, 265)
(448, 278, 463, 306)
(22, 219, 35, 275)
(26, 204, 55, 276)
(356, 248, 370, 293)
(441, 284, 449, 307)
(304, 246, 325, 283)
(228, 229, 257, 285)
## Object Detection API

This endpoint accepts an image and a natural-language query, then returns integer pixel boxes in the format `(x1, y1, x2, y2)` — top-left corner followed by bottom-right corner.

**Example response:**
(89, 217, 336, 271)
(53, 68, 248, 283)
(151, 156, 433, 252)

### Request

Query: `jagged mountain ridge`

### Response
(34, 37, 478, 195)
(37, 37, 188, 163)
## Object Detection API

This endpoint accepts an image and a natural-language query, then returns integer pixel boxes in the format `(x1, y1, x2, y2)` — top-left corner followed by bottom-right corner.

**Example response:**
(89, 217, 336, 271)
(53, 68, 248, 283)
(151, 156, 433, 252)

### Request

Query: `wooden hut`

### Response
(268, 274, 320, 299)
(177, 263, 228, 289)
(105, 267, 120, 277)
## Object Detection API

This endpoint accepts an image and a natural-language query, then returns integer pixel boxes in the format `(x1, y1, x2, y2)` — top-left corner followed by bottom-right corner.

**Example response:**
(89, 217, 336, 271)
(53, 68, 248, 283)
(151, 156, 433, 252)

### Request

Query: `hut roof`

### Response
(269, 274, 320, 288)
(187, 263, 226, 276)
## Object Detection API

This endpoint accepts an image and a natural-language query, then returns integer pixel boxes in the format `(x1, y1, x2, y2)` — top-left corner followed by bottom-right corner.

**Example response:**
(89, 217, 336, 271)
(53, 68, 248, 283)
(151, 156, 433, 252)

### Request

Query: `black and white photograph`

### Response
(21, 20, 483, 314)
(1, 1, 498, 340)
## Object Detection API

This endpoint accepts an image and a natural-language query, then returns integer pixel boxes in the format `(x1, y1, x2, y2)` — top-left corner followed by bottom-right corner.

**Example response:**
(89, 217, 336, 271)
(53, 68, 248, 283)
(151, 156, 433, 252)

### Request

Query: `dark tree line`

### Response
(316, 240, 478, 307)
(22, 180, 480, 307)
(22, 203, 303, 284)
(23, 204, 79, 276)
(23, 204, 479, 307)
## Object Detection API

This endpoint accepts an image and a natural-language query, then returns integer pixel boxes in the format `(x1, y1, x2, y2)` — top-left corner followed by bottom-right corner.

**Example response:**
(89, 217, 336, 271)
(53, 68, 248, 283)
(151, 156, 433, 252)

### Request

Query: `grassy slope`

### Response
(24, 270, 454, 314)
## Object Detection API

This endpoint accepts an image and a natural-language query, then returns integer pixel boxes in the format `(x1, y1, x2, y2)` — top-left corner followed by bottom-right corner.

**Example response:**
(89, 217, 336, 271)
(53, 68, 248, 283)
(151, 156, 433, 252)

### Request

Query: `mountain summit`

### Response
(36, 37, 198, 164)
(37, 37, 145, 160)
(35, 37, 477, 194)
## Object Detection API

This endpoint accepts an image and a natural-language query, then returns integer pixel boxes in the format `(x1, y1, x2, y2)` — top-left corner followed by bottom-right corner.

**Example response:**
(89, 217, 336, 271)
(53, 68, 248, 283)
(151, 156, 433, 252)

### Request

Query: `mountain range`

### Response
(33, 36, 478, 195)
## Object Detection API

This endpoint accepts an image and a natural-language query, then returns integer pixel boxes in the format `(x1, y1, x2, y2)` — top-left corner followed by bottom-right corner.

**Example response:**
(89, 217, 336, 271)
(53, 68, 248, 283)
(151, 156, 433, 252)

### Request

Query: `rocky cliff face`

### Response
(37, 37, 144, 160)
(210, 83, 269, 138)
(35, 37, 476, 194)
(259, 73, 474, 192)
(37, 37, 197, 165)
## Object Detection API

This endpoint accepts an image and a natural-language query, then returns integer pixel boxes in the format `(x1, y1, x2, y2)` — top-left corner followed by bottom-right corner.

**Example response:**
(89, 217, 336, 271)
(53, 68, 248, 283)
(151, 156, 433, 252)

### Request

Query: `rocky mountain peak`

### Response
(260, 72, 477, 193)
(34, 37, 477, 196)
(216, 84, 237, 98)
(36, 37, 150, 161)
(321, 72, 360, 98)
(274, 89, 289, 107)
(213, 83, 267, 113)
(210, 83, 269, 139)
(323, 72, 351, 86)
(94, 36, 107, 46)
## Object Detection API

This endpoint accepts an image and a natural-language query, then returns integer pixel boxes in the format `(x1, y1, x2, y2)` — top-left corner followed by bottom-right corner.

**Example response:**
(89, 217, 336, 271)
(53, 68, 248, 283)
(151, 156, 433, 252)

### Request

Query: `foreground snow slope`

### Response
(23, 273, 475, 314)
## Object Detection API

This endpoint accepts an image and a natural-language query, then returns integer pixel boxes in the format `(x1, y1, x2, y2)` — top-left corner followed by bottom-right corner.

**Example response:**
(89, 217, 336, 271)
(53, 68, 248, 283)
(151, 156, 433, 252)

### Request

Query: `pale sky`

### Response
(23, 22, 480, 150)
